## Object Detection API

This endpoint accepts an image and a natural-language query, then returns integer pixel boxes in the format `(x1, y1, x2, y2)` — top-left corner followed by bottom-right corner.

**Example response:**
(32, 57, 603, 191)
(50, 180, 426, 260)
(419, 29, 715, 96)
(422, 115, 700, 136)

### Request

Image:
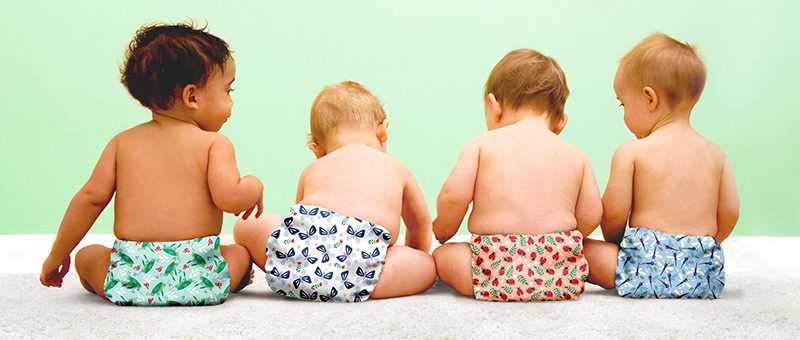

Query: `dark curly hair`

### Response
(120, 20, 232, 111)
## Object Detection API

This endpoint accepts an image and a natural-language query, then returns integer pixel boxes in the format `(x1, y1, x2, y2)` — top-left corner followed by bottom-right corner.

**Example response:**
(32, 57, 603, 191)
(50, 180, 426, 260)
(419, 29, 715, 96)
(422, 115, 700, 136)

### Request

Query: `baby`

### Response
(584, 33, 740, 299)
(39, 22, 260, 306)
(234, 81, 436, 302)
(433, 49, 603, 301)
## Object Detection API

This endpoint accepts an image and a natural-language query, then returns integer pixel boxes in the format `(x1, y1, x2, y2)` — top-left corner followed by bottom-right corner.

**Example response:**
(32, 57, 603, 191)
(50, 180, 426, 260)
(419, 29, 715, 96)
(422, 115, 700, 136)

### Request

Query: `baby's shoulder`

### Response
(699, 137, 727, 159)
(463, 130, 498, 151)
(114, 121, 223, 150)
(610, 139, 643, 164)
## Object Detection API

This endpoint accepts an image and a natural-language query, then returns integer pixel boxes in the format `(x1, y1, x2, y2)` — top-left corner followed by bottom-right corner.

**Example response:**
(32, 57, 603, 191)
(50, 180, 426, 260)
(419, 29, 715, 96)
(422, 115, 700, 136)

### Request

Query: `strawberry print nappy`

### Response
(471, 231, 588, 301)
(266, 204, 392, 302)
(104, 236, 231, 306)
(616, 228, 725, 299)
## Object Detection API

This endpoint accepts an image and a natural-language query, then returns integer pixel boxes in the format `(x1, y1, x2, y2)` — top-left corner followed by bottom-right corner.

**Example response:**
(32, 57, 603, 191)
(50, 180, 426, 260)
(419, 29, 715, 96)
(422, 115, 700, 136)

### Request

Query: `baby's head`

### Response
(615, 33, 706, 136)
(308, 81, 388, 157)
(120, 20, 233, 115)
(485, 49, 569, 132)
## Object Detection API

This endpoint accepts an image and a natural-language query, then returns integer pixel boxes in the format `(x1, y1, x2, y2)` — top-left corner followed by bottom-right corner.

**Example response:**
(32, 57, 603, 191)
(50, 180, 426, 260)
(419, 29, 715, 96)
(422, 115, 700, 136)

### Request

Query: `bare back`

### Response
(469, 123, 588, 235)
(114, 121, 223, 241)
(298, 144, 409, 244)
(629, 128, 725, 236)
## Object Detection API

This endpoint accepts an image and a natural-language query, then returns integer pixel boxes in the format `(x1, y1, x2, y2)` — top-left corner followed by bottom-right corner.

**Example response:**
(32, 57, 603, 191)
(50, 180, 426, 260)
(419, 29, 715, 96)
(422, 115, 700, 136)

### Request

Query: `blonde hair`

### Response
(618, 32, 706, 109)
(309, 81, 386, 146)
(485, 48, 569, 124)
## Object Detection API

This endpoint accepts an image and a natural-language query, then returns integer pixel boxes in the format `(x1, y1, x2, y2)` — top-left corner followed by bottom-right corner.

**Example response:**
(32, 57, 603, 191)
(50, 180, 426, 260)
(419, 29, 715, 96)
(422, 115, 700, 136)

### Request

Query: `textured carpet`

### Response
(2, 272, 798, 339)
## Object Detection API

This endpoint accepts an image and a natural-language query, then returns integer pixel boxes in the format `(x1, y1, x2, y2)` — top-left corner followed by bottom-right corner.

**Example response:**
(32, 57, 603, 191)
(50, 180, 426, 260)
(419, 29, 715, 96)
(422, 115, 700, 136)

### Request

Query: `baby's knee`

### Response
(220, 244, 251, 268)
(233, 214, 281, 243)
(74, 245, 110, 271)
(432, 245, 446, 260)
(408, 248, 437, 289)
(431, 244, 455, 268)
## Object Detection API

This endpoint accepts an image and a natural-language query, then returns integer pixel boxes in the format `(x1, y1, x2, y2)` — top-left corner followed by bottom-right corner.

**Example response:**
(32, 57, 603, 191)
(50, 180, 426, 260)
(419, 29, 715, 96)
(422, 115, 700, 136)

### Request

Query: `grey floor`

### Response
(2, 272, 799, 339)
(3, 235, 799, 339)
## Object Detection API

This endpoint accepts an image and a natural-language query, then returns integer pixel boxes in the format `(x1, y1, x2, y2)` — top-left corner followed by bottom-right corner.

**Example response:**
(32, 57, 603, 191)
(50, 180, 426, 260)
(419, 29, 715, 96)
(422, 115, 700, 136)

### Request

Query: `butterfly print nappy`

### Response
(266, 204, 392, 302)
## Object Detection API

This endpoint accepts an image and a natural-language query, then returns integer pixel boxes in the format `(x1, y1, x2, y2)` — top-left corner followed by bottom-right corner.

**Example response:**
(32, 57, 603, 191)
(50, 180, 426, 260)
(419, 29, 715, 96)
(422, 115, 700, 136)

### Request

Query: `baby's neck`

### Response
(323, 132, 383, 154)
(151, 109, 199, 128)
(647, 110, 694, 136)
(498, 112, 554, 132)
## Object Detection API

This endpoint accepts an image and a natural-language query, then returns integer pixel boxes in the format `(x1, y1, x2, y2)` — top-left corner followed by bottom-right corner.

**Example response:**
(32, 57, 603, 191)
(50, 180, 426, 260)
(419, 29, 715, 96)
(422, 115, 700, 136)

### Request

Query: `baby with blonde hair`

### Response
(235, 81, 436, 302)
(584, 33, 739, 299)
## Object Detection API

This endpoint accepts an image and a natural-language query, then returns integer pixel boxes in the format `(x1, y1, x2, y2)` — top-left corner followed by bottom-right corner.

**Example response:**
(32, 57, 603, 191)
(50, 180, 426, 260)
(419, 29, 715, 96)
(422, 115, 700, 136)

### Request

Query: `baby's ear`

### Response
(553, 113, 568, 135)
(487, 93, 503, 123)
(376, 120, 389, 145)
(309, 143, 327, 159)
(643, 86, 659, 112)
(181, 84, 199, 109)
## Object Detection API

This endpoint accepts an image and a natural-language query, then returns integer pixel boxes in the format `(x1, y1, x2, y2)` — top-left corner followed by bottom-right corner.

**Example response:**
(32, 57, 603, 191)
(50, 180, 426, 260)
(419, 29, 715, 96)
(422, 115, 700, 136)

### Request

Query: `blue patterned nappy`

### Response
(265, 204, 392, 302)
(104, 236, 231, 306)
(616, 228, 725, 299)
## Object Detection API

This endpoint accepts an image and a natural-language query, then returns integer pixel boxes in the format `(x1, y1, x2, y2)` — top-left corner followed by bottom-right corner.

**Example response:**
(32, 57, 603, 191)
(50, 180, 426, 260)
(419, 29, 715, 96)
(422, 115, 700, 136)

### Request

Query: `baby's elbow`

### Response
(576, 206, 602, 233)
(437, 189, 470, 211)
(586, 207, 603, 229)
(720, 206, 740, 226)
(78, 187, 113, 208)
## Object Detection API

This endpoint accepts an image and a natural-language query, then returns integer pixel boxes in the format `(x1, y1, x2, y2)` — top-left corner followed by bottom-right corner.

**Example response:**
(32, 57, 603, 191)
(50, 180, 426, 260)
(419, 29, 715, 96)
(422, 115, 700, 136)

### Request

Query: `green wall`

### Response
(1, 1, 797, 236)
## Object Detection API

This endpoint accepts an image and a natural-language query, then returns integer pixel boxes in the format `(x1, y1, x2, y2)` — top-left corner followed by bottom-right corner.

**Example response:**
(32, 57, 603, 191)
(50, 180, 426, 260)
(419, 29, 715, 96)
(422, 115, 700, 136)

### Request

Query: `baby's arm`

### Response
(600, 142, 635, 245)
(401, 169, 432, 252)
(715, 156, 739, 242)
(208, 134, 263, 218)
(433, 139, 479, 244)
(575, 156, 603, 237)
(41, 139, 117, 287)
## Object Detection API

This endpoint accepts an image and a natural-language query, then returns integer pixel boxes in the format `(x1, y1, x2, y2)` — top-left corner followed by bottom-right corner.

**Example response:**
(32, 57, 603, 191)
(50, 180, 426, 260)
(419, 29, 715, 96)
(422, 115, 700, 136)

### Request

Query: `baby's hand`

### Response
(40, 254, 70, 288)
(238, 192, 263, 220)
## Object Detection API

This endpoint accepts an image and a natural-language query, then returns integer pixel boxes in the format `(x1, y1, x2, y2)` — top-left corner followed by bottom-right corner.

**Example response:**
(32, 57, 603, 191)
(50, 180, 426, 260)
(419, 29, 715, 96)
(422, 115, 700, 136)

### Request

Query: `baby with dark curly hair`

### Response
(40, 20, 259, 306)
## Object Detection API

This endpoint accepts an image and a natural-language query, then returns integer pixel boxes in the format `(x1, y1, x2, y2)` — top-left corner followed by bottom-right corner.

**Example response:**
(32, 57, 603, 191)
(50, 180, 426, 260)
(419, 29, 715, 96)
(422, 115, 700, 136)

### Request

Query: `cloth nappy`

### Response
(104, 236, 231, 306)
(266, 204, 391, 302)
(615, 227, 725, 299)
(471, 231, 588, 301)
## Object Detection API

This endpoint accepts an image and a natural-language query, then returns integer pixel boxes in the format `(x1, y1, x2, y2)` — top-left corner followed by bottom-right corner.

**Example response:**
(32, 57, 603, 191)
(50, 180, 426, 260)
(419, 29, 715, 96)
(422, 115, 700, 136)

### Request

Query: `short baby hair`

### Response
(485, 49, 569, 124)
(618, 32, 706, 109)
(309, 81, 386, 146)
(121, 20, 232, 111)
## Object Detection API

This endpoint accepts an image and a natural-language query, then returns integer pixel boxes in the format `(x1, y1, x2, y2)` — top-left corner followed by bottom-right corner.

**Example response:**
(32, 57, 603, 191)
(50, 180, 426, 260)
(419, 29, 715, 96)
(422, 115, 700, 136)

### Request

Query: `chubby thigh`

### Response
(615, 227, 725, 299)
(470, 232, 588, 301)
(103, 236, 231, 306)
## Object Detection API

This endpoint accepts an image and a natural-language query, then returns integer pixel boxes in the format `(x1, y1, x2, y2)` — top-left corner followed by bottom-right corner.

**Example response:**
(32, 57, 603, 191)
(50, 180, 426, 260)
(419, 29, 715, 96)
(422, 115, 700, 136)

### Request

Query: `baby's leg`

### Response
(583, 238, 618, 290)
(233, 213, 283, 272)
(370, 245, 436, 299)
(431, 242, 473, 296)
(74, 244, 111, 299)
(220, 244, 254, 293)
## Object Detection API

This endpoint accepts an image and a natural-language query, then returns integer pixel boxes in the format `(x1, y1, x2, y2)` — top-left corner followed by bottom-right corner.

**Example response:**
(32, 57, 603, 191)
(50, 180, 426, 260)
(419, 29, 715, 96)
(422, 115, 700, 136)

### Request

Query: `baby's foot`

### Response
(232, 263, 255, 293)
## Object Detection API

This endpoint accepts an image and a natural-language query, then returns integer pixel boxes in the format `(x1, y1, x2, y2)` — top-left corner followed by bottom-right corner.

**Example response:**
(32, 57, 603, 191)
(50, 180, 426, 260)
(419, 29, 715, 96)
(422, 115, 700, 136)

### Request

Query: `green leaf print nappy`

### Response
(103, 236, 231, 306)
